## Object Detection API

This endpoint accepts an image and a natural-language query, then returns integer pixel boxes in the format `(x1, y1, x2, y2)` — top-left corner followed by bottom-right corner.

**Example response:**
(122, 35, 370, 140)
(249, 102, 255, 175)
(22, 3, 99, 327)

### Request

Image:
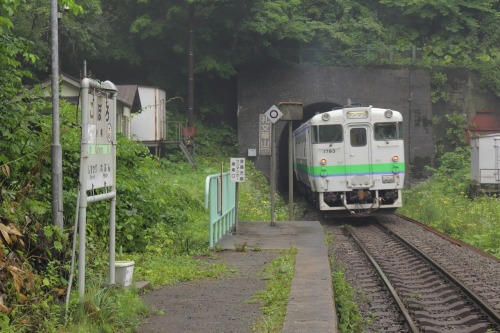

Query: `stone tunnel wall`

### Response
(237, 65, 434, 185)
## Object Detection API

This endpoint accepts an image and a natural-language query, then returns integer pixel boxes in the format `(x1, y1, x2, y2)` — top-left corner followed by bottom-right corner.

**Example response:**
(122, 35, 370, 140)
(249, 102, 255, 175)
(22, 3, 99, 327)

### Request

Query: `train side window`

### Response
(311, 126, 319, 144)
(398, 122, 404, 139)
(350, 128, 366, 147)
(318, 124, 343, 143)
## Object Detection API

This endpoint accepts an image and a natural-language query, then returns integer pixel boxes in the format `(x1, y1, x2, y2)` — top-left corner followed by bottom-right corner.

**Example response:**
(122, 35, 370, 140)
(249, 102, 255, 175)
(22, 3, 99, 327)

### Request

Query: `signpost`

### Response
(278, 102, 303, 221)
(265, 105, 283, 226)
(230, 158, 245, 232)
(263, 103, 303, 226)
(78, 78, 117, 299)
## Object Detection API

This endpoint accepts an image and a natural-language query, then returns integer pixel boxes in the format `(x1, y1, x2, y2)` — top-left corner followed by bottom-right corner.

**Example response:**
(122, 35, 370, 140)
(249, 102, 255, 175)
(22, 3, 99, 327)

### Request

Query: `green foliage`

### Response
(63, 280, 147, 333)
(331, 266, 364, 333)
(477, 58, 500, 97)
(400, 148, 500, 258)
(430, 71, 449, 104)
(401, 114, 500, 254)
(4, 0, 499, 116)
(252, 248, 296, 333)
(432, 112, 469, 160)
(0, 93, 283, 331)
(239, 161, 289, 222)
(127, 254, 226, 287)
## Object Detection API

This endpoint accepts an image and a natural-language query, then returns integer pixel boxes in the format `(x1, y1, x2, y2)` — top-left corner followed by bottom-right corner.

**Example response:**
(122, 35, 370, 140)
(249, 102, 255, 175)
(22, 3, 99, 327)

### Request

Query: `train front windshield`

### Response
(374, 122, 403, 140)
(311, 124, 343, 144)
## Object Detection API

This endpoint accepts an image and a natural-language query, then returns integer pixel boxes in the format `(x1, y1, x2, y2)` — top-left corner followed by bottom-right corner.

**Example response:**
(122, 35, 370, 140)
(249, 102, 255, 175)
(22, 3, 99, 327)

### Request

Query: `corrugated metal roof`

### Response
(116, 85, 140, 110)
(470, 112, 500, 131)
(41, 73, 144, 113)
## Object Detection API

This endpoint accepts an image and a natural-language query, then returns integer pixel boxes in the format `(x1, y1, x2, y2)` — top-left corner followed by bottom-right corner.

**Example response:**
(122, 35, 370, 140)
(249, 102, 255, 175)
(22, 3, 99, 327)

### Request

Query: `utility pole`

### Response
(50, 0, 63, 231)
(187, 4, 195, 128)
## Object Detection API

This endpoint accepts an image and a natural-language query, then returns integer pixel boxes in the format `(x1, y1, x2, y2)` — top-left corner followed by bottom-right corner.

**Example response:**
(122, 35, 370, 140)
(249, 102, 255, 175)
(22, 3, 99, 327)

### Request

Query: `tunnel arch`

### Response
(237, 66, 434, 188)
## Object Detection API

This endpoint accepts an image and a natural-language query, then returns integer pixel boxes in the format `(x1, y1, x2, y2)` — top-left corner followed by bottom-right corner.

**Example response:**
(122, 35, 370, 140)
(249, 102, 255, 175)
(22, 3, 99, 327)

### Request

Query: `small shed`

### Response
(41, 75, 189, 161)
(117, 85, 167, 156)
(470, 133, 500, 195)
(41, 73, 135, 138)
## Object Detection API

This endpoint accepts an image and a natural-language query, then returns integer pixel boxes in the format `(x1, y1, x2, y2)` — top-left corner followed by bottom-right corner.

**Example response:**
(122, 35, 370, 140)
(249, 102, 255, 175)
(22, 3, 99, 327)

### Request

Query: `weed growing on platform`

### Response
(252, 248, 296, 333)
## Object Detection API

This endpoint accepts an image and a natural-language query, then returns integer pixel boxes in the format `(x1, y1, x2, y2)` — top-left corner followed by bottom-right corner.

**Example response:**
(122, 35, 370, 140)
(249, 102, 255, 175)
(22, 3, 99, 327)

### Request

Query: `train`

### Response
(293, 105, 405, 216)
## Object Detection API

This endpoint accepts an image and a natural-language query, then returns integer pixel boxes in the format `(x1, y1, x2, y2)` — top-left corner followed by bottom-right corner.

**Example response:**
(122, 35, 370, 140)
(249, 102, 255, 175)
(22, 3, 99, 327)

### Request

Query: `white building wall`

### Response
(130, 87, 166, 142)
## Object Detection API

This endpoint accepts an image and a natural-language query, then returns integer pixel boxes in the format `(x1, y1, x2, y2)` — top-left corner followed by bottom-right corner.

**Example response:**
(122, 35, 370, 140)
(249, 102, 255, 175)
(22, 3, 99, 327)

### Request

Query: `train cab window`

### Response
(374, 122, 403, 140)
(311, 125, 343, 144)
(350, 128, 366, 147)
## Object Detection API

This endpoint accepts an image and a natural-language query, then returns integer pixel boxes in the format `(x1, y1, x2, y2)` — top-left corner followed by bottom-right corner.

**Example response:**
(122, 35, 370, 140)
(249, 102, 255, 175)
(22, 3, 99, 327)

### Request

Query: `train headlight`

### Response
(321, 113, 330, 121)
(384, 110, 393, 118)
(392, 155, 399, 162)
(320, 159, 327, 165)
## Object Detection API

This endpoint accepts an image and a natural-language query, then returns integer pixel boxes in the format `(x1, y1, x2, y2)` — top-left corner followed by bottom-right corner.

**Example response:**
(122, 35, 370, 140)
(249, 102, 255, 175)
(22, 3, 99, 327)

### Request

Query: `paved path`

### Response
(216, 221, 338, 333)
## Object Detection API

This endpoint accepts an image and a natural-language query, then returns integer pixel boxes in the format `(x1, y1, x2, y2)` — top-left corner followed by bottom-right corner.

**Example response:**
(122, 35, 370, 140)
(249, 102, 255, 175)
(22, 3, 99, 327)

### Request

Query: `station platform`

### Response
(215, 221, 338, 333)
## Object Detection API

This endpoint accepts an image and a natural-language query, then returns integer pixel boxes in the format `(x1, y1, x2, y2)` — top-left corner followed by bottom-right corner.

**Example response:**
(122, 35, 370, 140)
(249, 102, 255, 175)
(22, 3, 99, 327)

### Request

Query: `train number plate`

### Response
(382, 175, 395, 183)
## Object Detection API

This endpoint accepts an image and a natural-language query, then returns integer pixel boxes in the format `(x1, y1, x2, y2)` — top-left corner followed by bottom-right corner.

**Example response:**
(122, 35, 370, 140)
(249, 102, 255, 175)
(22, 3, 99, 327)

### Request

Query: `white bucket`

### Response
(115, 261, 135, 287)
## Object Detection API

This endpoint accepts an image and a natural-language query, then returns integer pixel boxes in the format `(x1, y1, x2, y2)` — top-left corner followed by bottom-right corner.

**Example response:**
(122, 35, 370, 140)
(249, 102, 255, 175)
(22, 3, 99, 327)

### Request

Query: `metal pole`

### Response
(77, 194, 87, 299)
(109, 90, 117, 285)
(78, 78, 90, 299)
(270, 123, 276, 226)
(408, 69, 412, 188)
(234, 182, 239, 233)
(288, 121, 294, 220)
(187, 4, 195, 127)
(50, 0, 63, 231)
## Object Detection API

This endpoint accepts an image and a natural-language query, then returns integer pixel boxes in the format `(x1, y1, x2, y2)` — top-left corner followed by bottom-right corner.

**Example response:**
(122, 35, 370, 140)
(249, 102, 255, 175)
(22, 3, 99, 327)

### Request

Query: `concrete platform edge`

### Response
(215, 221, 338, 333)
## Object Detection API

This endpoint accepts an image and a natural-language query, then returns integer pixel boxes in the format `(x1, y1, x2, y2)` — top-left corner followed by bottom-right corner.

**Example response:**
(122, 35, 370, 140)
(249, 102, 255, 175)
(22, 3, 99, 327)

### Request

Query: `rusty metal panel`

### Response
(279, 102, 303, 121)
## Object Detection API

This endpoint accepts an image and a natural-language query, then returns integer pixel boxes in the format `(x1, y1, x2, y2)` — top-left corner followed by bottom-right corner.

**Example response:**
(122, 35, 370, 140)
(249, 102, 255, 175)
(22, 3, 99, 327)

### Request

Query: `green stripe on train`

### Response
(294, 162, 405, 176)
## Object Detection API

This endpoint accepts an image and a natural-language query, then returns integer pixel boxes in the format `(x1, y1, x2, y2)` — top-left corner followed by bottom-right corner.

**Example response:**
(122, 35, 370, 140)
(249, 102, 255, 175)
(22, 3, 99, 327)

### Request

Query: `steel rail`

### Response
(378, 221, 500, 327)
(396, 213, 500, 263)
(347, 227, 420, 333)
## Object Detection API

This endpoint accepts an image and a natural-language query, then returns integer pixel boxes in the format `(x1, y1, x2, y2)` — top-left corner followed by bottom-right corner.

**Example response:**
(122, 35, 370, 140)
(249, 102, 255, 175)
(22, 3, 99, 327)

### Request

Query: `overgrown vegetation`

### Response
(7, 0, 500, 102)
(400, 113, 500, 258)
(399, 159, 500, 257)
(252, 248, 296, 333)
(325, 234, 364, 333)
(2, 1, 499, 331)
(331, 267, 364, 333)
(0, 81, 289, 332)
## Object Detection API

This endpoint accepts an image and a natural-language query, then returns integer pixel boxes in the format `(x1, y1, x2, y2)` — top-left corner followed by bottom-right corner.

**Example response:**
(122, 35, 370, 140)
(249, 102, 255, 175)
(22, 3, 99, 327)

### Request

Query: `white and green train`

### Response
(293, 105, 405, 216)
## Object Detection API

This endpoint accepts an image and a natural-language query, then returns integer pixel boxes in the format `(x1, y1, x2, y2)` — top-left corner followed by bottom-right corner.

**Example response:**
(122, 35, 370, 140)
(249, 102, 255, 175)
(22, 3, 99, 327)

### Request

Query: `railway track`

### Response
(325, 216, 500, 333)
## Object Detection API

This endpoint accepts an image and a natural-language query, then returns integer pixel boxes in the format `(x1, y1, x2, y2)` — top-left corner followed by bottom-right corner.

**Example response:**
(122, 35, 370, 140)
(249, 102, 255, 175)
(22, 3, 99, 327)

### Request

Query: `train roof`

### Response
(293, 106, 403, 134)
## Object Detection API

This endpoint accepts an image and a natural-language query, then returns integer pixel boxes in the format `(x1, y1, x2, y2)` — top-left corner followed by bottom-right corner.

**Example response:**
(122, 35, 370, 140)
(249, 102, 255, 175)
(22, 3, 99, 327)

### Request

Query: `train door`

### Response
(345, 125, 373, 187)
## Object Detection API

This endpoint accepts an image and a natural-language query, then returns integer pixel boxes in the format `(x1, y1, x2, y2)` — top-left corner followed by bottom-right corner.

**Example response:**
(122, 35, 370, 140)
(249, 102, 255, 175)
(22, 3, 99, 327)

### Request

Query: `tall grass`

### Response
(399, 149, 500, 258)
(0, 102, 290, 332)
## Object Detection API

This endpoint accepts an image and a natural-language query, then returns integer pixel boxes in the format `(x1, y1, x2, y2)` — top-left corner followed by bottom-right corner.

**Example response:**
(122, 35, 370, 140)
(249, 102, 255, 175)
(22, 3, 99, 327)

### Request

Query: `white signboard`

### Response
(230, 158, 245, 182)
(259, 114, 271, 156)
(86, 91, 115, 190)
(265, 105, 283, 124)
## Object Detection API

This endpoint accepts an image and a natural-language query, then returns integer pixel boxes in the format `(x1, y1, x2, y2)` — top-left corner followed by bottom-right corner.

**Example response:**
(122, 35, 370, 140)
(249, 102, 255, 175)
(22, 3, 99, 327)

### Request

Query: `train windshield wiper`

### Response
(329, 136, 341, 147)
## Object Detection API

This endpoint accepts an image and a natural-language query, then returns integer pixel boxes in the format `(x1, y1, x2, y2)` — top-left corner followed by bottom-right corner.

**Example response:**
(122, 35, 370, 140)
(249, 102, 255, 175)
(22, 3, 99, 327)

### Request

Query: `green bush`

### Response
(400, 148, 500, 258)
(1, 96, 289, 331)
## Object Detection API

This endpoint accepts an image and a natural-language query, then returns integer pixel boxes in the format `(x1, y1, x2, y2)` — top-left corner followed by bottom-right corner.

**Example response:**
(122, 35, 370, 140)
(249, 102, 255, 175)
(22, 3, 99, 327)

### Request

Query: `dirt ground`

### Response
(137, 250, 280, 333)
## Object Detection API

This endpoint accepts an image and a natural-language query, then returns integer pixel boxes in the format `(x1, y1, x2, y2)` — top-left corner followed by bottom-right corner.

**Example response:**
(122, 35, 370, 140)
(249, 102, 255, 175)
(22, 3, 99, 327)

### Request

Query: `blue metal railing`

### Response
(205, 172, 236, 248)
